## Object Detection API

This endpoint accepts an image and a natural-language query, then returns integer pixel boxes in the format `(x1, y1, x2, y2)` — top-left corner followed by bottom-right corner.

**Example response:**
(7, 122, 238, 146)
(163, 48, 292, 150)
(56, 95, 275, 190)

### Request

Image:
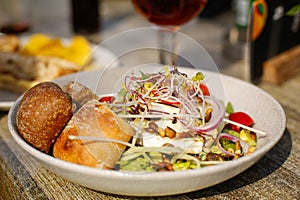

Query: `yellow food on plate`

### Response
(21, 33, 55, 55)
(22, 33, 92, 66)
(0, 34, 93, 93)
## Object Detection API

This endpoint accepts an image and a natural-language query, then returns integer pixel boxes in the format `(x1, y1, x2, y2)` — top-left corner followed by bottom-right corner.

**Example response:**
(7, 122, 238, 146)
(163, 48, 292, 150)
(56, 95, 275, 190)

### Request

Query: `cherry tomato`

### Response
(228, 112, 254, 132)
(200, 84, 210, 96)
(99, 96, 115, 103)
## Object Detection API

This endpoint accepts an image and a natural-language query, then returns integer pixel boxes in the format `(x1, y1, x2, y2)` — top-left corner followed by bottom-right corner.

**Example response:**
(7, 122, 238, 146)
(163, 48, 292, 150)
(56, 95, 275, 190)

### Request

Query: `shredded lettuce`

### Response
(115, 156, 156, 172)
(240, 129, 256, 147)
(220, 138, 236, 151)
(227, 130, 240, 138)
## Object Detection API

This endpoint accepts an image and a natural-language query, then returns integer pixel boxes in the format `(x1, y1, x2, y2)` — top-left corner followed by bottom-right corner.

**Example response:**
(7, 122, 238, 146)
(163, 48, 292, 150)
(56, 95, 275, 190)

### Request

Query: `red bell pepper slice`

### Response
(200, 84, 210, 96)
(99, 96, 115, 103)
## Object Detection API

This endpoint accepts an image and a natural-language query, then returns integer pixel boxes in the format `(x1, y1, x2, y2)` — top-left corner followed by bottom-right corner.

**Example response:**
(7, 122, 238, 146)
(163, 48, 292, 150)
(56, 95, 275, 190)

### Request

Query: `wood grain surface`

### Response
(1, 74, 299, 200)
(0, 1, 299, 198)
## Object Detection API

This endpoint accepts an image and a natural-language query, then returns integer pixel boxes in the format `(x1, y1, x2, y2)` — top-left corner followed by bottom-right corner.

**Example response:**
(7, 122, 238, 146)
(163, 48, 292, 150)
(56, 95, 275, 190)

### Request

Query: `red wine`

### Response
(132, 0, 207, 26)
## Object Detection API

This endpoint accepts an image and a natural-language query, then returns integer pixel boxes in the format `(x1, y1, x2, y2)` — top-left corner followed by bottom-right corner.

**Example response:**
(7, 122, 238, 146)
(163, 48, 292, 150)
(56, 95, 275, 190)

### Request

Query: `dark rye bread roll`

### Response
(16, 82, 73, 153)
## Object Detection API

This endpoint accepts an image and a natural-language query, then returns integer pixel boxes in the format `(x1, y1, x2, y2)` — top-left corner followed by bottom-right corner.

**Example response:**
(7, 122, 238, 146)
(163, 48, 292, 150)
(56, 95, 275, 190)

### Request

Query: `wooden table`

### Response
(1, 74, 299, 199)
(1, 1, 299, 199)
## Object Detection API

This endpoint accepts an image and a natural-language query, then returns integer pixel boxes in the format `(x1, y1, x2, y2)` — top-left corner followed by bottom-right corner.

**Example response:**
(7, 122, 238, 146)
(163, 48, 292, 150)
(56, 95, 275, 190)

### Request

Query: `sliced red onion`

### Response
(189, 96, 225, 133)
(216, 133, 249, 156)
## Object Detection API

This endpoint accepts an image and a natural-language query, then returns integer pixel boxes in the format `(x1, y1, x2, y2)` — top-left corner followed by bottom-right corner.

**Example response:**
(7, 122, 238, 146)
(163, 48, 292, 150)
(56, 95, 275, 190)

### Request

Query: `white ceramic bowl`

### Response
(8, 67, 286, 196)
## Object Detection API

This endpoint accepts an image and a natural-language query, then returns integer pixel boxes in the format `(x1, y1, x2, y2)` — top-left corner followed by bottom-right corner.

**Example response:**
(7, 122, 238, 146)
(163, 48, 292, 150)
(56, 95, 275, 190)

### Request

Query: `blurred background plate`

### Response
(0, 41, 118, 111)
(0, 90, 20, 111)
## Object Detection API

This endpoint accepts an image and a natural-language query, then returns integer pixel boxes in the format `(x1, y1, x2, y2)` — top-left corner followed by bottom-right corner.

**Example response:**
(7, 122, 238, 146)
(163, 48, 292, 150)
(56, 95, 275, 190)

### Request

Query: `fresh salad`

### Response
(94, 65, 264, 172)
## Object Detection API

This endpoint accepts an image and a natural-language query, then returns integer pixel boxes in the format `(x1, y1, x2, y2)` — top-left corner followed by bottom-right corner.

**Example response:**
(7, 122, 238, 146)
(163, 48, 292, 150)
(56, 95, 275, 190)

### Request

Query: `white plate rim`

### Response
(7, 68, 286, 196)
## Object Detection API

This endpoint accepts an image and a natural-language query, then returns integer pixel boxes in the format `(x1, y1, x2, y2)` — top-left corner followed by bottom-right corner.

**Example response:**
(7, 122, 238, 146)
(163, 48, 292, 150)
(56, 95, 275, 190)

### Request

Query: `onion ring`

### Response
(187, 96, 225, 133)
(216, 133, 249, 156)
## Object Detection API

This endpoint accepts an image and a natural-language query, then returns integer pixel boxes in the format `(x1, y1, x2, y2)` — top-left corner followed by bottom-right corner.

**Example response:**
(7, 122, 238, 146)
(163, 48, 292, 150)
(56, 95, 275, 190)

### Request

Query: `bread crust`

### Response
(0, 35, 19, 52)
(53, 100, 135, 169)
(16, 82, 73, 153)
(62, 81, 98, 113)
(0, 35, 80, 93)
(52, 120, 100, 167)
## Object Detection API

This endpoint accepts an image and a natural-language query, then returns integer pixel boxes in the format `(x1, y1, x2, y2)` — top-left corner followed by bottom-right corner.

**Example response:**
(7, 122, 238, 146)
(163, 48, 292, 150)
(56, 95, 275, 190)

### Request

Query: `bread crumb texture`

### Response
(16, 82, 72, 153)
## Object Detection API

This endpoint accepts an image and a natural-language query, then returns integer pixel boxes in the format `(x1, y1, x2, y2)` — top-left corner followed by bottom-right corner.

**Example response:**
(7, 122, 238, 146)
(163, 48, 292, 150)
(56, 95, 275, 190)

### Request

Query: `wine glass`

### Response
(131, 0, 207, 65)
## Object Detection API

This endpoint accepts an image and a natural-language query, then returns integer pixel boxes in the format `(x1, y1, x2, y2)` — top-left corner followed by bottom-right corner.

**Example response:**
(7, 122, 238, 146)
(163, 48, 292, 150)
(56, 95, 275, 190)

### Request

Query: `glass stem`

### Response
(157, 27, 178, 65)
